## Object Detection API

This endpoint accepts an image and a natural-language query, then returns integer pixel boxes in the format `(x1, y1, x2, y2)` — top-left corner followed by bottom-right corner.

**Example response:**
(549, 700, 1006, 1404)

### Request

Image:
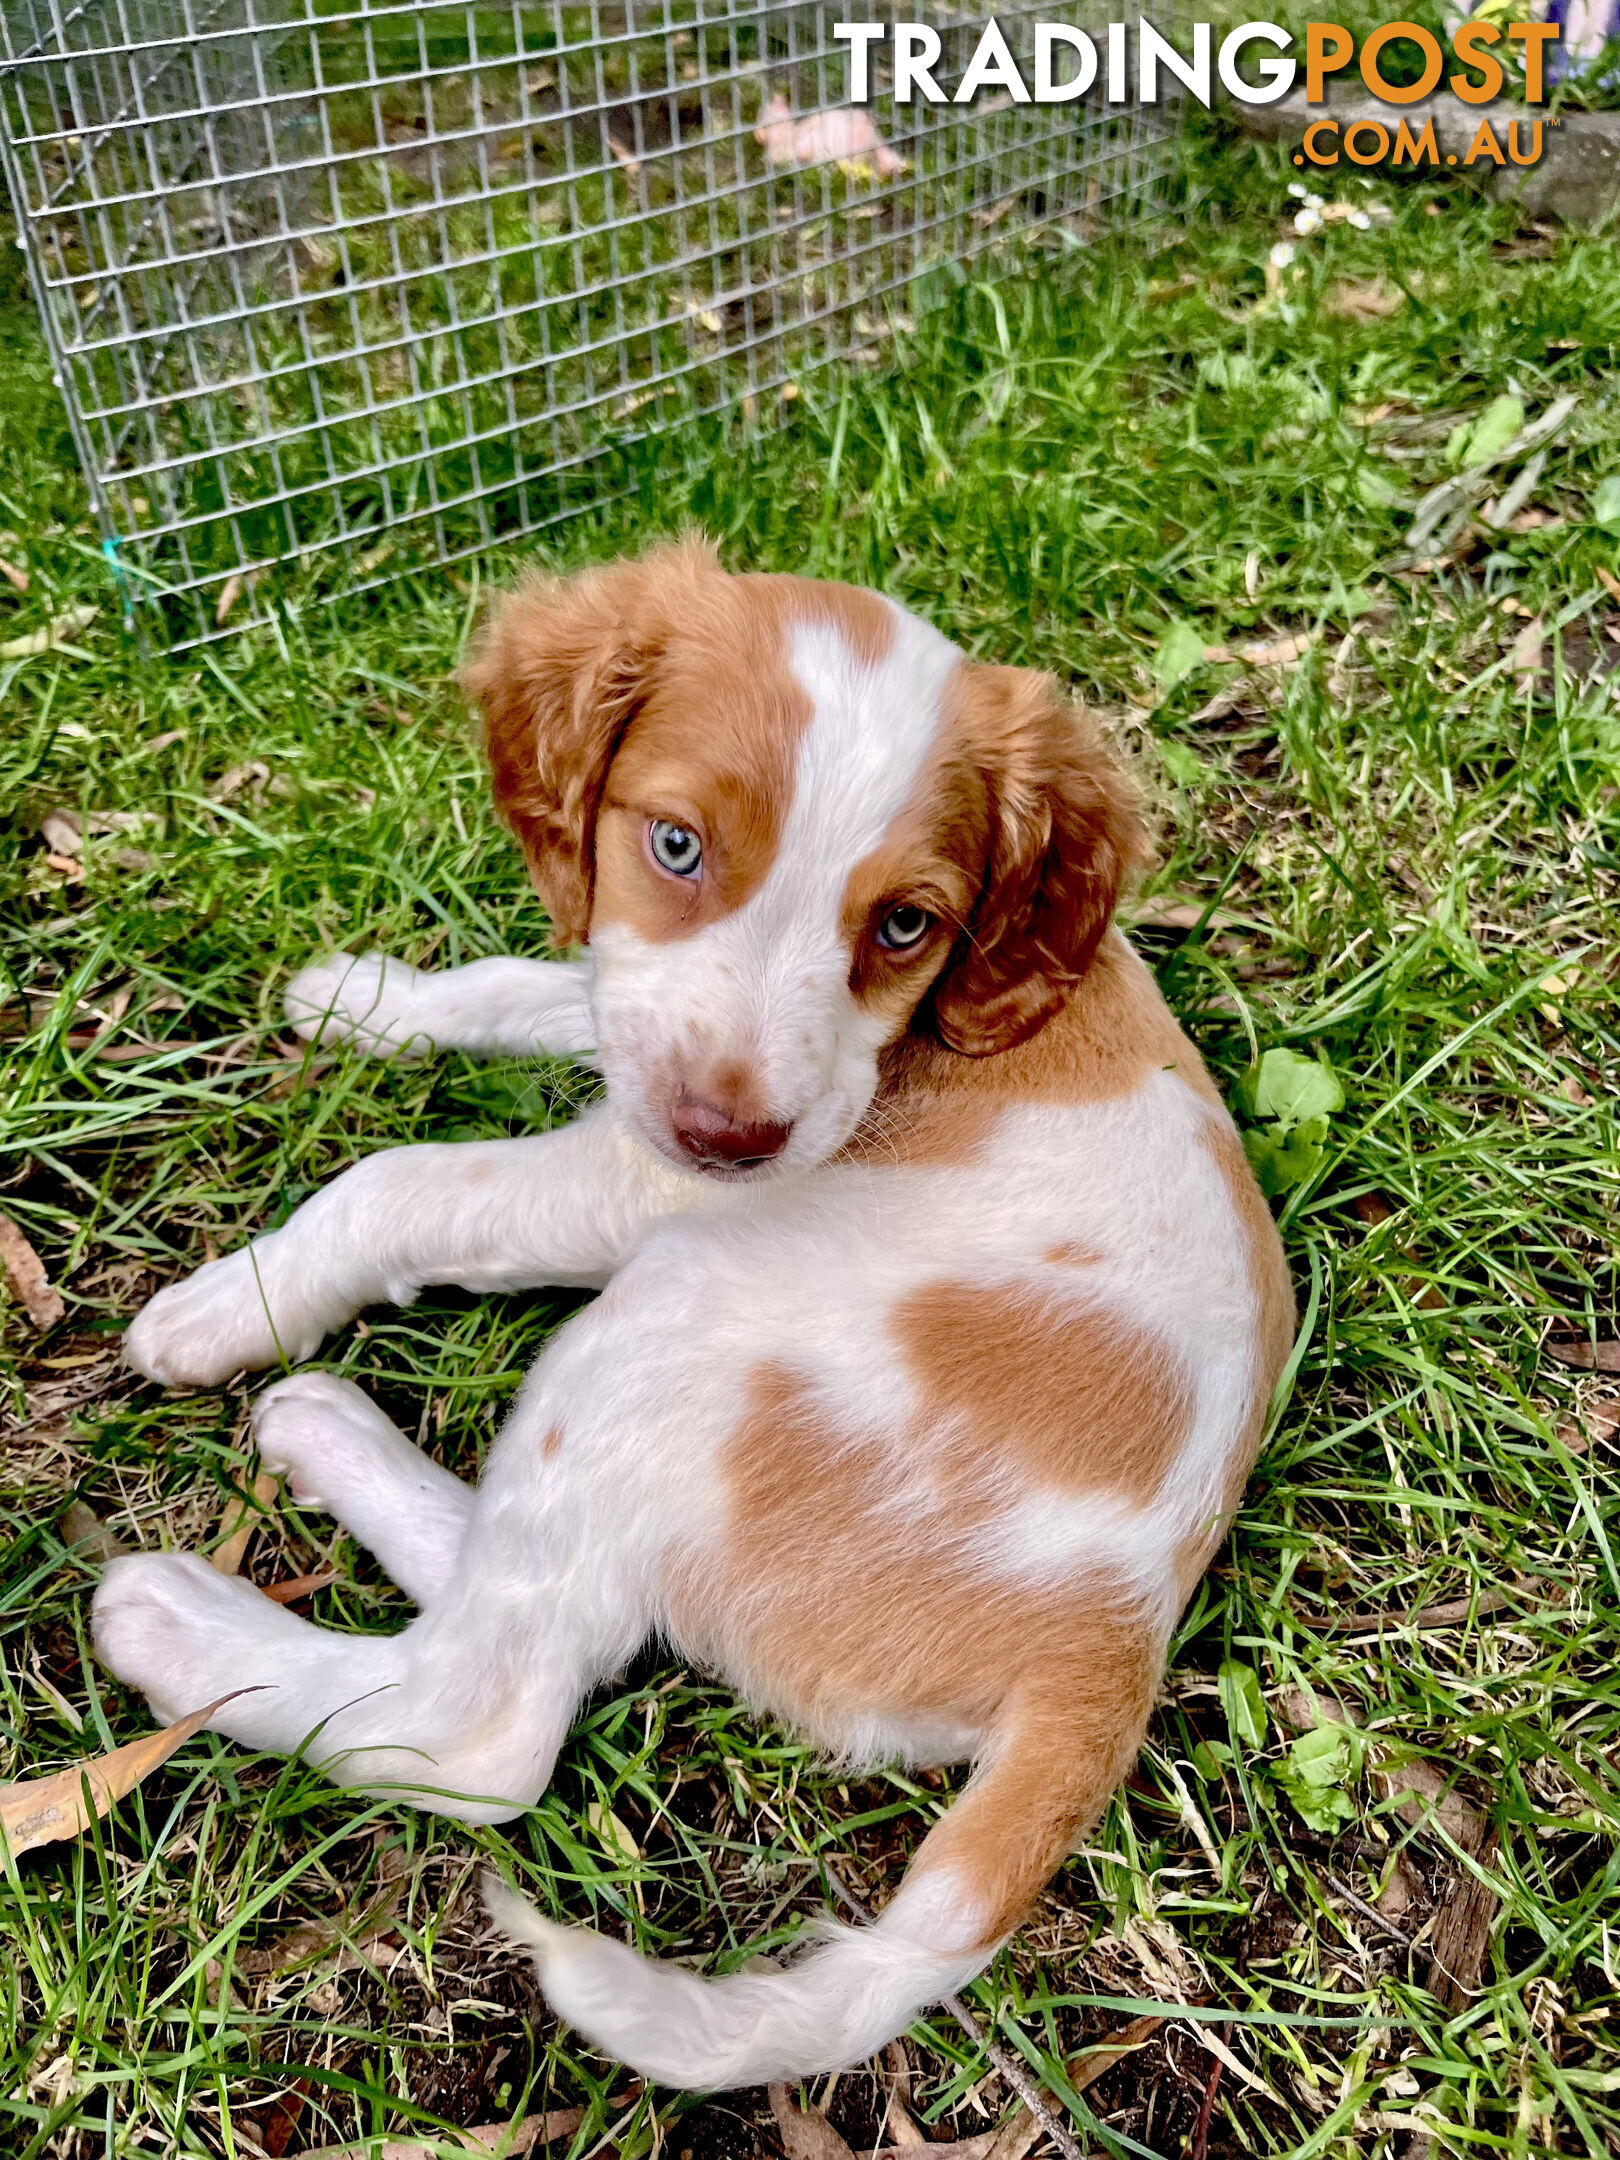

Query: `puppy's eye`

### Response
(649, 819, 702, 879)
(875, 903, 934, 952)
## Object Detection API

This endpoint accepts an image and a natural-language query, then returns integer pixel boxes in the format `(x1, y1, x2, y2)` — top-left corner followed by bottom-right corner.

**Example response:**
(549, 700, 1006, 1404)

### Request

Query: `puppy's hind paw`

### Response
(92, 1553, 291, 1733)
(284, 951, 431, 1059)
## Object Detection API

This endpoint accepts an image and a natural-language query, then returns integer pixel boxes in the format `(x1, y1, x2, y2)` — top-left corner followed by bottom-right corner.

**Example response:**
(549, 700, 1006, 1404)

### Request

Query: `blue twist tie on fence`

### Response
(102, 535, 135, 630)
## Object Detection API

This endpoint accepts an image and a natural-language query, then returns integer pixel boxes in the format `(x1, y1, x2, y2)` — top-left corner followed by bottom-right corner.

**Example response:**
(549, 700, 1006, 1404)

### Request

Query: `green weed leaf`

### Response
(1157, 739, 1208, 787)
(1218, 1659, 1269, 1751)
(1274, 1722, 1364, 1832)
(1447, 393, 1523, 469)
(1244, 1116, 1330, 1198)
(1236, 1048, 1345, 1132)
(1590, 475, 1620, 532)
(1154, 619, 1210, 690)
(1198, 352, 1258, 392)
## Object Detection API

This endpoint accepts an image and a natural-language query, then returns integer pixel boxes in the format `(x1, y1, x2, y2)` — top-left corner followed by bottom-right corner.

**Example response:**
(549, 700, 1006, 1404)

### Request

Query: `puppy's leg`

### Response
(94, 1380, 651, 1822)
(285, 953, 595, 1062)
(254, 1374, 473, 1606)
(126, 1105, 687, 1389)
(92, 1553, 584, 1821)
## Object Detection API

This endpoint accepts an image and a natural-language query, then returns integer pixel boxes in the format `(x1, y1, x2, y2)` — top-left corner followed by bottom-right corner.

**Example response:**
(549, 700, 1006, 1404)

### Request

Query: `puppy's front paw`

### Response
(93, 1553, 288, 1730)
(125, 1243, 325, 1388)
(285, 952, 430, 1058)
(254, 1371, 394, 1507)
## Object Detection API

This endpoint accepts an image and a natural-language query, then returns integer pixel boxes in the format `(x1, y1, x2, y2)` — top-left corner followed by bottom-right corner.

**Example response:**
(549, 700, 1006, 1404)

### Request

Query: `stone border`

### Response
(1228, 90, 1620, 226)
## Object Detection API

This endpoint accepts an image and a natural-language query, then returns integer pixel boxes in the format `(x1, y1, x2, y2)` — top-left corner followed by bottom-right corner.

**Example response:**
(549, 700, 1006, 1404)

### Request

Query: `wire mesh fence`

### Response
(1, 1, 1184, 648)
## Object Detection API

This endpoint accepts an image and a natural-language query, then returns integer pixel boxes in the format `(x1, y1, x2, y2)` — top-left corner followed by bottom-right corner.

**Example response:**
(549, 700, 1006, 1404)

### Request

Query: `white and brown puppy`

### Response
(94, 541, 1292, 2090)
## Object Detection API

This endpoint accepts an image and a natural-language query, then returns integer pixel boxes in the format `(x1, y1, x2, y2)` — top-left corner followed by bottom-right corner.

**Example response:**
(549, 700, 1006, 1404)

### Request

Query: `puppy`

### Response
(95, 540, 1292, 2090)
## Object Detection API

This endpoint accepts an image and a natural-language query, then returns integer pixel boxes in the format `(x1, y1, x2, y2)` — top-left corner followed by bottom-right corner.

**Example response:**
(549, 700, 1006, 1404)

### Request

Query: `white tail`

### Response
(482, 1873, 985, 2089)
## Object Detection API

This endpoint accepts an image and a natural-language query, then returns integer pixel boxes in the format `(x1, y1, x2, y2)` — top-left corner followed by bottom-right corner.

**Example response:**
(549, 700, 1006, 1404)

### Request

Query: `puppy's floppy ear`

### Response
(932, 665, 1146, 1057)
(461, 536, 718, 946)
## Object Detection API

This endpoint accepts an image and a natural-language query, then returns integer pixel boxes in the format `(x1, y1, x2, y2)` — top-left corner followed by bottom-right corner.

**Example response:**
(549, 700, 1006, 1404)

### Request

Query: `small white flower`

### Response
(1349, 209, 1371, 230)
(1294, 208, 1323, 236)
(1287, 181, 1308, 199)
(1270, 241, 1297, 268)
(1306, 192, 1326, 208)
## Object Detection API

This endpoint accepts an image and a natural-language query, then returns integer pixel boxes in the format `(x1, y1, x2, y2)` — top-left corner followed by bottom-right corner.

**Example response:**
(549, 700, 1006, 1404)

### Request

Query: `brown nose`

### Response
(670, 1096, 793, 1169)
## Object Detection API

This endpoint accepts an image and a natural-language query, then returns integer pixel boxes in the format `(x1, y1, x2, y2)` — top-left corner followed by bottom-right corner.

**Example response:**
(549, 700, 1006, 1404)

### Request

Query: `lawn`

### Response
(2, 114, 1618, 2160)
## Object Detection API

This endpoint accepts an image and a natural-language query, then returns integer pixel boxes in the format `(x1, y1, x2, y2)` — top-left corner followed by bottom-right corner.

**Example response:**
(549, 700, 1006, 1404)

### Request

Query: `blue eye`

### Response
(649, 820, 702, 878)
(876, 903, 933, 951)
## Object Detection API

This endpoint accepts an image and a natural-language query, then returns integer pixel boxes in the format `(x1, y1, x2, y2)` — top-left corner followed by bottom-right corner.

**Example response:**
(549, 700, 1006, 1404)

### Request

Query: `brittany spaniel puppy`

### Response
(94, 541, 1292, 2090)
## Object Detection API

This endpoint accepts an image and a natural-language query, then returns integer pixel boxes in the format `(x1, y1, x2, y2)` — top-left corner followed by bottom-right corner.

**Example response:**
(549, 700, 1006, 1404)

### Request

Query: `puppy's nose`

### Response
(670, 1096, 792, 1169)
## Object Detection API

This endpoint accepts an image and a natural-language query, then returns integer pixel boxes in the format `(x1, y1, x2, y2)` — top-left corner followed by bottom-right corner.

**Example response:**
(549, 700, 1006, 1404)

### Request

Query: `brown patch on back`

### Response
(661, 1364, 1161, 1950)
(540, 1423, 564, 1460)
(664, 1363, 1156, 1739)
(895, 1281, 1195, 1509)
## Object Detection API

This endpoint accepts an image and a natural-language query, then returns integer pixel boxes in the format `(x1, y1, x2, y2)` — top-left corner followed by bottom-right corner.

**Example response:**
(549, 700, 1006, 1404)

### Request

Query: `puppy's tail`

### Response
(485, 1668, 1155, 2089)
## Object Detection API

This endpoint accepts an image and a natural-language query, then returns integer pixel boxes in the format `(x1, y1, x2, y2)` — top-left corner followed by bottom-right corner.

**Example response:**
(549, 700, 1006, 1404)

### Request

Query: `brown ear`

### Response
(461, 536, 719, 946)
(931, 667, 1146, 1057)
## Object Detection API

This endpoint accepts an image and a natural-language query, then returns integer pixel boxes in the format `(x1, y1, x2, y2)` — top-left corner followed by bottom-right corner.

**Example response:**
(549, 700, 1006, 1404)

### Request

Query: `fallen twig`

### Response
(1302, 1572, 1553, 1634)
(1326, 1871, 1415, 1947)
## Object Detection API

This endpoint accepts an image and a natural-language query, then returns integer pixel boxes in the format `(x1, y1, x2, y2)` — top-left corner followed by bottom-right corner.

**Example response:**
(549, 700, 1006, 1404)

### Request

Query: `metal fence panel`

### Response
(2, 1, 1181, 647)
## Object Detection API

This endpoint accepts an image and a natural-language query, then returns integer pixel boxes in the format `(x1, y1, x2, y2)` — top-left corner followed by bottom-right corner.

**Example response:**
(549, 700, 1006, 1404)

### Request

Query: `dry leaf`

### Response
(0, 1211, 65, 1329)
(1558, 1396, 1619, 1456)
(1376, 1856, 1419, 1924)
(212, 1468, 280, 1574)
(0, 1691, 248, 1856)
(983, 2105, 1041, 2160)
(1595, 565, 1620, 603)
(261, 1568, 341, 1605)
(0, 555, 28, 592)
(882, 2040, 926, 2146)
(59, 1500, 129, 1563)
(1543, 1336, 1620, 1374)
(242, 1863, 407, 1980)
(1177, 2021, 1285, 2105)
(1325, 278, 1401, 319)
(1511, 614, 1545, 690)
(1242, 629, 1317, 667)
(1562, 1074, 1594, 1107)
(1130, 897, 1240, 932)
(336, 2100, 637, 2160)
(211, 761, 269, 802)
(41, 808, 147, 851)
(0, 604, 98, 658)
(606, 134, 641, 178)
(215, 572, 246, 626)
(584, 1798, 642, 1864)
(1067, 2012, 1165, 2093)
(767, 2086, 856, 2160)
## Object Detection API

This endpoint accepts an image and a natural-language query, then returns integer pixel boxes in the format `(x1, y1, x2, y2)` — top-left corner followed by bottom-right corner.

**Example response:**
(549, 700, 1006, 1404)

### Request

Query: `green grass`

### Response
(3, 118, 1619, 2160)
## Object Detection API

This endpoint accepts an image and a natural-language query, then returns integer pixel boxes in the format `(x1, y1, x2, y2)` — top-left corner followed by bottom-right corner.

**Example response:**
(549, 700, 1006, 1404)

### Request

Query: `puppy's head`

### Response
(465, 540, 1142, 1180)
